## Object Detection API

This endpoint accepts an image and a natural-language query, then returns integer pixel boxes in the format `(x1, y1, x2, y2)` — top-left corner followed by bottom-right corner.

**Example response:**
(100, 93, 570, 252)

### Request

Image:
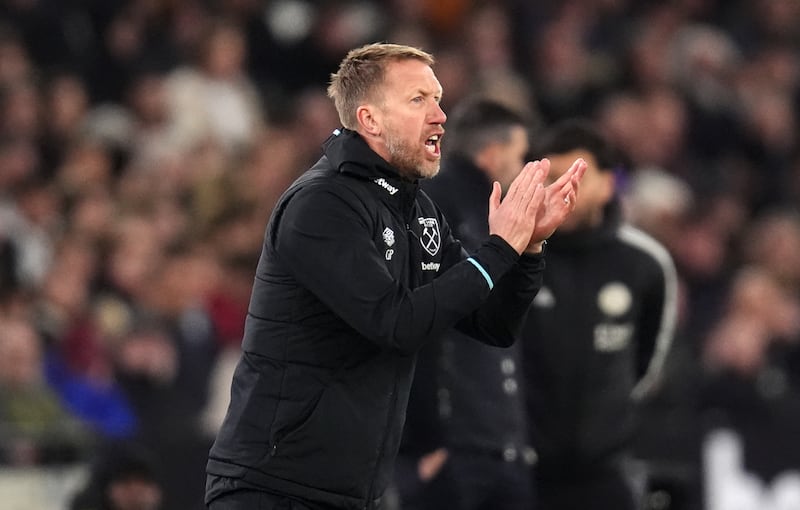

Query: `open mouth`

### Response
(425, 134, 441, 156)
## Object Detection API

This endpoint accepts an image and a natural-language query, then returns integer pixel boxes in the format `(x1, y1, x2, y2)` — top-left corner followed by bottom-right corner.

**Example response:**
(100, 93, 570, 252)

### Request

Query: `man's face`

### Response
(107, 476, 162, 510)
(373, 59, 447, 179)
(546, 149, 614, 231)
(489, 124, 529, 189)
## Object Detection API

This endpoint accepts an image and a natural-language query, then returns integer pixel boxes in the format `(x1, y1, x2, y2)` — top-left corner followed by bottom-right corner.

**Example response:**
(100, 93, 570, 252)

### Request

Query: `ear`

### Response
(474, 143, 502, 181)
(356, 105, 381, 136)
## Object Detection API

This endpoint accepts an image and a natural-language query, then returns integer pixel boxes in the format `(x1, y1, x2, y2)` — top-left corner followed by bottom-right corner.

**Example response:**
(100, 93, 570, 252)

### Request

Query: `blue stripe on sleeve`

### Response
(467, 257, 494, 290)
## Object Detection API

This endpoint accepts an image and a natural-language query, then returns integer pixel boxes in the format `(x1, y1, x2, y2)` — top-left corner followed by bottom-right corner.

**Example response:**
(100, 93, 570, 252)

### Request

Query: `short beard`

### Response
(385, 129, 439, 180)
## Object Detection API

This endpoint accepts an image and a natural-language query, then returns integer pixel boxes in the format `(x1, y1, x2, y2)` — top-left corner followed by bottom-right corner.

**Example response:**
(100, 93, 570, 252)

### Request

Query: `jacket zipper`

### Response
(365, 191, 416, 508)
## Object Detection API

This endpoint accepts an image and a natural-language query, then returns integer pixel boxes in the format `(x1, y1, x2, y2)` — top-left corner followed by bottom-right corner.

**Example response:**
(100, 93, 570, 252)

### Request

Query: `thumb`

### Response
(488, 181, 501, 215)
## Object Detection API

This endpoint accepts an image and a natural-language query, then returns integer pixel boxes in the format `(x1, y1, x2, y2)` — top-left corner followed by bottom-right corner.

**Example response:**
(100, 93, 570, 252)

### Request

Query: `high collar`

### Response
(548, 199, 624, 252)
(323, 128, 414, 184)
(323, 127, 419, 210)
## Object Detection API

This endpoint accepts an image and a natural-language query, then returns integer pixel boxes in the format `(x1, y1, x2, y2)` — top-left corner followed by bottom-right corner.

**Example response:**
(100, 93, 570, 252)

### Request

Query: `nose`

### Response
(430, 101, 447, 124)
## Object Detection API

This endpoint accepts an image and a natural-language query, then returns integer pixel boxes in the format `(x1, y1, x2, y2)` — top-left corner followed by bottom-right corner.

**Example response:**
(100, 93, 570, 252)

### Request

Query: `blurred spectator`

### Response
(426, 44, 472, 115)
(0, 176, 59, 290)
(165, 19, 265, 156)
(286, 87, 341, 167)
(70, 443, 164, 510)
(110, 247, 222, 510)
(0, 316, 91, 465)
(703, 267, 799, 377)
(465, 3, 536, 119)
(55, 139, 115, 199)
(701, 263, 800, 484)
(0, 77, 41, 140)
(38, 234, 137, 440)
(230, 126, 308, 221)
(122, 67, 183, 170)
(0, 25, 34, 86)
(0, 135, 40, 193)
(739, 210, 800, 289)
(40, 71, 91, 172)
(525, 1, 615, 124)
(81, 3, 174, 105)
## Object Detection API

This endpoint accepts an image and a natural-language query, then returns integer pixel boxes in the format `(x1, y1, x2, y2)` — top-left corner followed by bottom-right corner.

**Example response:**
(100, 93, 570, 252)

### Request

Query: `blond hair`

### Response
(327, 43, 435, 130)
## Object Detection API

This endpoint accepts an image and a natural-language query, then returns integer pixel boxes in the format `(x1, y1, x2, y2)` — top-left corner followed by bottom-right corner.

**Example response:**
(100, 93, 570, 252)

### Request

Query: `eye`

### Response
(411, 96, 424, 104)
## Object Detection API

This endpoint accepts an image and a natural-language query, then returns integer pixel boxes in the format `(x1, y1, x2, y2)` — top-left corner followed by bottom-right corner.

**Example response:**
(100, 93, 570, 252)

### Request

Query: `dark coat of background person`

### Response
(521, 120, 679, 510)
(399, 99, 538, 510)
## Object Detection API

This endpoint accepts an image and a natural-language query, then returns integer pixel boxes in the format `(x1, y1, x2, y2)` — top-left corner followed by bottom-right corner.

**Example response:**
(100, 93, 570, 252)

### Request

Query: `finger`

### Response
(567, 180, 578, 208)
(488, 181, 502, 215)
(570, 161, 587, 194)
(574, 158, 588, 179)
(518, 160, 543, 207)
(552, 157, 585, 189)
(551, 174, 575, 209)
(527, 160, 547, 199)
(570, 158, 587, 193)
(563, 188, 575, 209)
(528, 183, 545, 217)
(538, 158, 551, 184)
(558, 159, 587, 200)
(507, 160, 539, 203)
(567, 157, 586, 178)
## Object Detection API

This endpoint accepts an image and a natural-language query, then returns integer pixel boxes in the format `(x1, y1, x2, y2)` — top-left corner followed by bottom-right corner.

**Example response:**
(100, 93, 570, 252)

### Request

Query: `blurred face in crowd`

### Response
(0, 319, 42, 389)
(108, 216, 163, 298)
(47, 74, 89, 134)
(546, 149, 614, 231)
(107, 475, 162, 510)
(128, 73, 168, 125)
(362, 59, 447, 180)
(116, 328, 177, 384)
(204, 24, 246, 79)
(481, 124, 529, 190)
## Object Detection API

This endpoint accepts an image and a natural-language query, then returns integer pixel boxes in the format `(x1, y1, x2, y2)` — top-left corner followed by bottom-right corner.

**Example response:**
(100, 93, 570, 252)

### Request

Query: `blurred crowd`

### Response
(0, 0, 799, 509)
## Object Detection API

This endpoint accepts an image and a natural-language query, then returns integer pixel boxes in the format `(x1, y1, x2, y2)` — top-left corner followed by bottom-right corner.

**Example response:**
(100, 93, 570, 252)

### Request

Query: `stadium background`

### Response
(1, 1, 799, 509)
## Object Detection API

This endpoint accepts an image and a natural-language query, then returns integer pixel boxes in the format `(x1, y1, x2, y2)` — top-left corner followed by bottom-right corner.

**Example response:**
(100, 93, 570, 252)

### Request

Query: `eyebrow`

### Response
(410, 88, 443, 100)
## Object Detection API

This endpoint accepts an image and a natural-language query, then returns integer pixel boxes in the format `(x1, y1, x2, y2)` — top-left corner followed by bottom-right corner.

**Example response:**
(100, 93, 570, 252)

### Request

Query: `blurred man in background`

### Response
(399, 98, 538, 510)
(522, 119, 678, 510)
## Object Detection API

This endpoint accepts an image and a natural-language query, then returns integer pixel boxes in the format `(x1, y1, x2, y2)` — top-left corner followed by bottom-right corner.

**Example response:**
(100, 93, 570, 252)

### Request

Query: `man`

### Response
(398, 99, 538, 510)
(522, 119, 678, 510)
(205, 43, 586, 510)
(70, 444, 163, 510)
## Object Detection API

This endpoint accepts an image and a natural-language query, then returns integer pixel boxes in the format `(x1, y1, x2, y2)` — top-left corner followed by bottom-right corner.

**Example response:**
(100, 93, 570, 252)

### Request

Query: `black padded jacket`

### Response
(206, 129, 545, 509)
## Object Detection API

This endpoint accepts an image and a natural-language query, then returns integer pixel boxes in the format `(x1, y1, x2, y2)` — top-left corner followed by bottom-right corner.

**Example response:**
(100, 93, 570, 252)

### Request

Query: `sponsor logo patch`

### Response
(382, 227, 395, 247)
(374, 178, 398, 195)
(418, 217, 441, 256)
(594, 323, 634, 352)
(597, 282, 632, 318)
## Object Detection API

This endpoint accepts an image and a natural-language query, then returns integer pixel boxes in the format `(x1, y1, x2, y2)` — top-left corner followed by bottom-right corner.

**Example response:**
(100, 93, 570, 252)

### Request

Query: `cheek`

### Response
(393, 112, 424, 137)
(576, 186, 601, 209)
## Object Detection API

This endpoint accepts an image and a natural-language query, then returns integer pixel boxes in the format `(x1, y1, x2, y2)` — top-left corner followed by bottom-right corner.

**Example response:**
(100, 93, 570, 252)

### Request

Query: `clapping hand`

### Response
(525, 157, 587, 253)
